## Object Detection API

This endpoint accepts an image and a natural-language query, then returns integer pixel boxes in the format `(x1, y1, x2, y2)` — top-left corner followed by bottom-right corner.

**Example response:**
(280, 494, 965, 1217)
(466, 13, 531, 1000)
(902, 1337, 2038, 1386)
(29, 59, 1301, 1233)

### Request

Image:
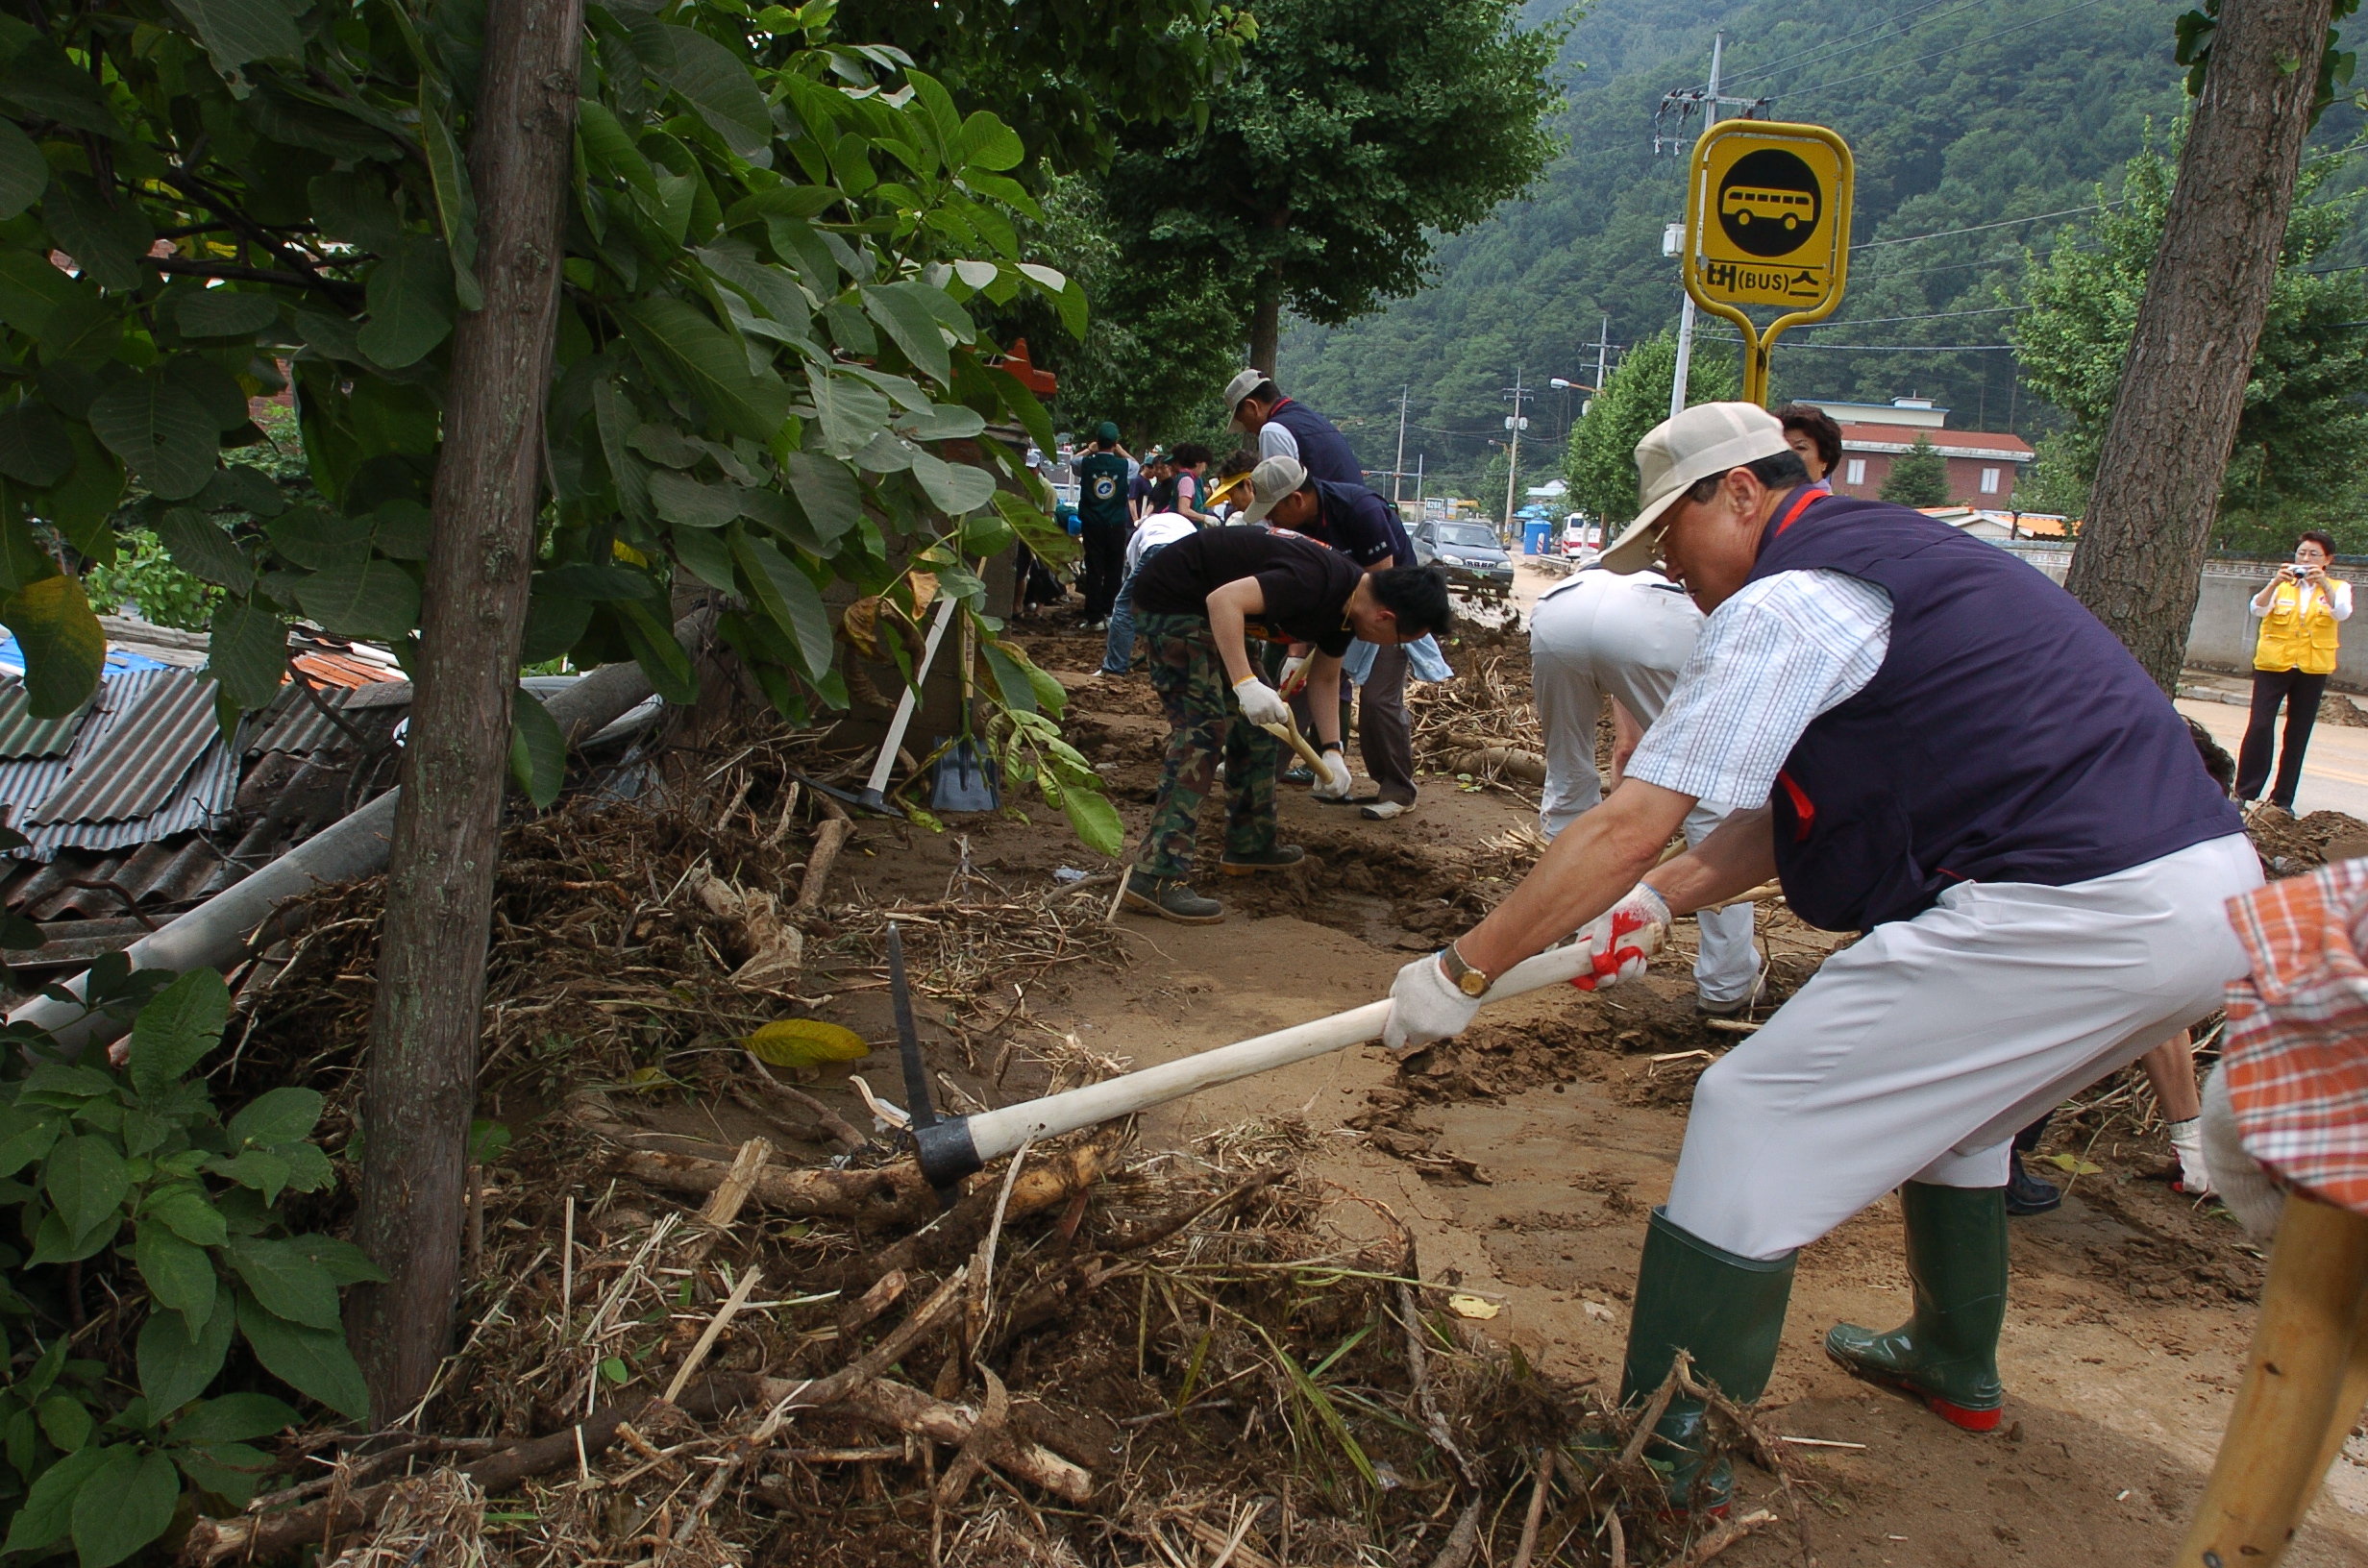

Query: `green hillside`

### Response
(1276, 0, 2364, 496)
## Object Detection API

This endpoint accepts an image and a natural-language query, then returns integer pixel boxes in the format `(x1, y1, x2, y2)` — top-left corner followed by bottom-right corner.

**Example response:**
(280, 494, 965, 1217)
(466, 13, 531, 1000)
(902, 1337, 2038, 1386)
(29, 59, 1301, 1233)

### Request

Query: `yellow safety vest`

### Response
(2255, 576, 2343, 675)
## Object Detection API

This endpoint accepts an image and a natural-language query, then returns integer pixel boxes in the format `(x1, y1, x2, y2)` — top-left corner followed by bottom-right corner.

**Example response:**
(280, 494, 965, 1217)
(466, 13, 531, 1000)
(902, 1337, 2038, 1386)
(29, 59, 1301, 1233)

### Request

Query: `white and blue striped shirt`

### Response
(1625, 570, 1893, 809)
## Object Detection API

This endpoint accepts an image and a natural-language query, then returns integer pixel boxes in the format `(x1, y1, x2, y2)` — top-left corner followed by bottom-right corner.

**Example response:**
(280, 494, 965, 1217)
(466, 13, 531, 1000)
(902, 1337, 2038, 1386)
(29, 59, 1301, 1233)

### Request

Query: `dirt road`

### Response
(797, 607, 2368, 1566)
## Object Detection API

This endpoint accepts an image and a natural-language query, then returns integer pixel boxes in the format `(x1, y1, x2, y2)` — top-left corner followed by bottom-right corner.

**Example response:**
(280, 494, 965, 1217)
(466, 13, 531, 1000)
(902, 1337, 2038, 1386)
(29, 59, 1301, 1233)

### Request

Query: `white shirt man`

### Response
(1530, 567, 1764, 1015)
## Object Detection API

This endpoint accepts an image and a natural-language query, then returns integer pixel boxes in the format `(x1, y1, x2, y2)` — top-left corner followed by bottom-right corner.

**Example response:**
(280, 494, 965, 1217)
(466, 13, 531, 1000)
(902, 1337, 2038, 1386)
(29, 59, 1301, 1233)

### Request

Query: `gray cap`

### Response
(1600, 402, 1791, 573)
(1235, 454, 1308, 527)
(1223, 368, 1270, 429)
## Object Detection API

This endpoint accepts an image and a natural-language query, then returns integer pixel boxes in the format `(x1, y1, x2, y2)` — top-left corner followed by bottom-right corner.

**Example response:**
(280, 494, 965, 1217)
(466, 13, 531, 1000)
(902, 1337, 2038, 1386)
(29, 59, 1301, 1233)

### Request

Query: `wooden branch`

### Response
(833, 1379, 1095, 1502)
(792, 814, 854, 919)
(148, 257, 360, 297)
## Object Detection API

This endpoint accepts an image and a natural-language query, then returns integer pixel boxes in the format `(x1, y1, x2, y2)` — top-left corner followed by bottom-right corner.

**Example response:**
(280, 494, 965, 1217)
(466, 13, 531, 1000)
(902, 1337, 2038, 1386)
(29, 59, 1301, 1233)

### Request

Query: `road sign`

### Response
(1681, 120, 1854, 403)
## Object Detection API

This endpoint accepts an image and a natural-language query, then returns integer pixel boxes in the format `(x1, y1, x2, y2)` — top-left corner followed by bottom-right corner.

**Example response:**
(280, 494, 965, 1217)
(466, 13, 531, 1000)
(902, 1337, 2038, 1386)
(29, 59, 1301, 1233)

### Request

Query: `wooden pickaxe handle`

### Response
(2175, 1191, 2368, 1568)
(1261, 717, 1329, 775)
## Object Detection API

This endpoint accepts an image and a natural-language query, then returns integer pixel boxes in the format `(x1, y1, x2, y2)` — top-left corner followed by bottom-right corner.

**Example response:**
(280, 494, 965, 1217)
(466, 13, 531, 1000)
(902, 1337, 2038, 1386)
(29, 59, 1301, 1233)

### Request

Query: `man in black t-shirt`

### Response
(1123, 531, 1452, 922)
(1235, 455, 1425, 819)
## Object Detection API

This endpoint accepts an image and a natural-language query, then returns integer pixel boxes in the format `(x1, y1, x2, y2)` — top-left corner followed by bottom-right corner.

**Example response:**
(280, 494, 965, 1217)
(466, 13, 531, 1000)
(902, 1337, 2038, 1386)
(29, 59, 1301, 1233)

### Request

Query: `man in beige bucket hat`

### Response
(1372, 401, 2256, 1509)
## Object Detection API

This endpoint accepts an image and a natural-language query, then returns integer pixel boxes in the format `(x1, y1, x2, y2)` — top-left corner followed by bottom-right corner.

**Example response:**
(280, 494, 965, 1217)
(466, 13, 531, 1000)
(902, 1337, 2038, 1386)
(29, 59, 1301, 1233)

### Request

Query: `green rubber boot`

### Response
(1616, 1208, 1798, 1510)
(1823, 1182, 2008, 1432)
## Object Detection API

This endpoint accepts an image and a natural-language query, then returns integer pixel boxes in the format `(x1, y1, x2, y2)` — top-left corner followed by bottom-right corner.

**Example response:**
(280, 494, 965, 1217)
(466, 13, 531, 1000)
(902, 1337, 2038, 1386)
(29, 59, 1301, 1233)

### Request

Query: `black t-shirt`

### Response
(1130, 529, 1363, 655)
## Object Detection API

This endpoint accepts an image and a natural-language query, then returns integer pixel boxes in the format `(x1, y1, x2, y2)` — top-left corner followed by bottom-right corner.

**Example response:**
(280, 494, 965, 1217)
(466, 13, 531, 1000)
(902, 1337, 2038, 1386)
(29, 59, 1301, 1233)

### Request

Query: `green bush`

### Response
(82, 529, 222, 634)
(0, 963, 381, 1567)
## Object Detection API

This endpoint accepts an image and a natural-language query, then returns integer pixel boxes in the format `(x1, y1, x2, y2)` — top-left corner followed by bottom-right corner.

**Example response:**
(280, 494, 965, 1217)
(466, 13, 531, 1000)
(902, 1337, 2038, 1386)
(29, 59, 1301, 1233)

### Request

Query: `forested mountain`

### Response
(1276, 0, 2368, 497)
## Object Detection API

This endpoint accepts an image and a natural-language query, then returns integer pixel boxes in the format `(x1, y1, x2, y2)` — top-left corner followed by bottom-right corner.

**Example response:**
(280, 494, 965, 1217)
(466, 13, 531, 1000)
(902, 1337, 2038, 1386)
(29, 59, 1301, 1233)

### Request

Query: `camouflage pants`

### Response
(1134, 613, 1279, 879)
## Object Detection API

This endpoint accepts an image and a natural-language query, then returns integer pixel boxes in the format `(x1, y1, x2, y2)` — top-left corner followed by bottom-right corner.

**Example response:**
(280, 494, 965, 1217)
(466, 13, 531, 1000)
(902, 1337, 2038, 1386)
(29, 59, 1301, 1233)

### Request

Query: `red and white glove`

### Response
(1572, 884, 1671, 992)
(1277, 654, 1310, 699)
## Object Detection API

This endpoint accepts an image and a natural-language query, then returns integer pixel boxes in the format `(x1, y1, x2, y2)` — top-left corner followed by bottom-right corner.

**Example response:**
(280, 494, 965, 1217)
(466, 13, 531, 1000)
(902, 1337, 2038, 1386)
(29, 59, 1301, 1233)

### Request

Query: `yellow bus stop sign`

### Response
(1682, 120, 1854, 404)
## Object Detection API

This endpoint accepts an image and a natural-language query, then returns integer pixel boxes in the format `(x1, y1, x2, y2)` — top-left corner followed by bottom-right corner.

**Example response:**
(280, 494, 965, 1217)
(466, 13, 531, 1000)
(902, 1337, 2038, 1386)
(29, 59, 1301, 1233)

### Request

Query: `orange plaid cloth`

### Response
(2223, 859, 2368, 1215)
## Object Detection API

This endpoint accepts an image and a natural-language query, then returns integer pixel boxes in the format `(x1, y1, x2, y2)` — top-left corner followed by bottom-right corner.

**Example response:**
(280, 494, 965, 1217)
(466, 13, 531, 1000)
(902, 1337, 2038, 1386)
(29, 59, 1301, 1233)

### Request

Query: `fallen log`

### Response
(604, 1134, 1112, 1230)
(1449, 747, 1547, 785)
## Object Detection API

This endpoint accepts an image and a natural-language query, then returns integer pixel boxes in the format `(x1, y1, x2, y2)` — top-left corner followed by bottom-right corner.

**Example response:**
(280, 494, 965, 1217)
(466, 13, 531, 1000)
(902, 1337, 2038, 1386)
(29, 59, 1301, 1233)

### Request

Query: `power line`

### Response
(1698, 333, 2016, 351)
(1783, 0, 2116, 103)
(1794, 306, 2024, 327)
(1721, 0, 1996, 89)
(1853, 202, 2117, 250)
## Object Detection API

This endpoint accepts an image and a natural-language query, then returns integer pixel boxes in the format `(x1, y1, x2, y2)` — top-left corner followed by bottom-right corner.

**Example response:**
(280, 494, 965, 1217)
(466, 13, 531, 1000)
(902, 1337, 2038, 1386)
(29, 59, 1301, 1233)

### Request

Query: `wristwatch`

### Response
(1440, 942, 1492, 998)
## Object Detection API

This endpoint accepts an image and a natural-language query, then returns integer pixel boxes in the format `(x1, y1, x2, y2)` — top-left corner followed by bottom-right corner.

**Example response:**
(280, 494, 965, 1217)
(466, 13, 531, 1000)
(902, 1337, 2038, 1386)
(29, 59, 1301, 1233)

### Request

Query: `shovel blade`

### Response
(930, 737, 1002, 813)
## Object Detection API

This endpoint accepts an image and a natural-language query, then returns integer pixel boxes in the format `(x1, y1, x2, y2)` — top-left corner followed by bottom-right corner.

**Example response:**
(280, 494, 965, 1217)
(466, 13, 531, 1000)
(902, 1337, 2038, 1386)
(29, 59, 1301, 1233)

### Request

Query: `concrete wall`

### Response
(1999, 545, 2368, 692)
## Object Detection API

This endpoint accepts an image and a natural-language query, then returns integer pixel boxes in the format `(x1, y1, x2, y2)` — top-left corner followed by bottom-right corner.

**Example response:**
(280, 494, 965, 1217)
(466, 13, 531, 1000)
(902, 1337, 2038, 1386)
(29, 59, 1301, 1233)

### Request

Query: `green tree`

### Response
(0, 0, 1112, 1419)
(1104, 0, 1564, 373)
(2011, 123, 2368, 545)
(858, 0, 1253, 178)
(1027, 179, 1246, 444)
(1562, 331, 1739, 526)
(1879, 435, 1952, 506)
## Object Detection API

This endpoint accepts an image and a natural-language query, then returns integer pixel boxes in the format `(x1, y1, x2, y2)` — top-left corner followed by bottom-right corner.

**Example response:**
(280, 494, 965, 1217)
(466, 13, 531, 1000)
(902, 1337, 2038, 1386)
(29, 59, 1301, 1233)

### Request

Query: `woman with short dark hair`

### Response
(2238, 529, 2353, 810)
(1772, 404, 1842, 487)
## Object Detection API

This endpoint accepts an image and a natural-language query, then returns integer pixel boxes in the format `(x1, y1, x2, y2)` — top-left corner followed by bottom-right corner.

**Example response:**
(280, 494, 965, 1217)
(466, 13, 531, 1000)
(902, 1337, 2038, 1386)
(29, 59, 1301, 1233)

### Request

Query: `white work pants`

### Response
(1664, 833, 2262, 1260)
(1533, 575, 1758, 1004)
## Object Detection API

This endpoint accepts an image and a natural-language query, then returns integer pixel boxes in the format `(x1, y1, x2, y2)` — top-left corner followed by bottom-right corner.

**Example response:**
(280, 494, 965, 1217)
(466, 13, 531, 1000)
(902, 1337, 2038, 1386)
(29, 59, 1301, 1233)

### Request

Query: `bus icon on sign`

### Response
(1722, 187, 1813, 230)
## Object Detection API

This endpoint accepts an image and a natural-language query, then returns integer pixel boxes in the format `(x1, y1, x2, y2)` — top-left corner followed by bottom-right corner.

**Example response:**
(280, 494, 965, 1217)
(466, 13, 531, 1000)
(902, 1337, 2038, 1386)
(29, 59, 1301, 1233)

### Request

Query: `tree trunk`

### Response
(2063, 0, 2332, 692)
(1248, 281, 1281, 378)
(346, 0, 582, 1421)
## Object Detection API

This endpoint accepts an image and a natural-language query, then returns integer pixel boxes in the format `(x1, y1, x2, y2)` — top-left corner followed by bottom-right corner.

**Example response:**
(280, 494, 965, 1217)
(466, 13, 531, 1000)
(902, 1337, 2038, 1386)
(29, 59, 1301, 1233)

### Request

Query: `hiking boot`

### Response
(1220, 845, 1306, 876)
(1825, 1182, 2008, 1432)
(1616, 1208, 1798, 1511)
(1122, 871, 1224, 924)
(2004, 1149, 2061, 1215)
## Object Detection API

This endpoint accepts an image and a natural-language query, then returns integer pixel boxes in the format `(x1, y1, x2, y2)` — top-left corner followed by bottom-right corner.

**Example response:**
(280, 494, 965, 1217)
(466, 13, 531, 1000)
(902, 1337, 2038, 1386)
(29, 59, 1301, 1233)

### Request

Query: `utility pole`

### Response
(1657, 32, 1766, 416)
(1393, 385, 1410, 504)
(1502, 367, 1530, 538)
(1415, 454, 1424, 503)
(1596, 314, 1610, 401)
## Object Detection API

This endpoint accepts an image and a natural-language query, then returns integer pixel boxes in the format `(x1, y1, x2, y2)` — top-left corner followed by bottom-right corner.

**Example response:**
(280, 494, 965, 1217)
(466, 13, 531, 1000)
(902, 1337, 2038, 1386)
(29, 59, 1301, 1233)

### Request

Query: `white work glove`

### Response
(1233, 676, 1290, 728)
(1383, 951, 1480, 1052)
(2201, 1067, 2283, 1239)
(1277, 654, 1310, 698)
(1312, 747, 1353, 799)
(1571, 883, 1671, 992)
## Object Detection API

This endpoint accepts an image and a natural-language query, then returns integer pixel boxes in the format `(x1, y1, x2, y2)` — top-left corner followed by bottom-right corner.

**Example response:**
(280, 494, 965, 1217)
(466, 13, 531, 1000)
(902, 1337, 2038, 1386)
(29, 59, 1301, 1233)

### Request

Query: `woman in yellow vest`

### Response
(2238, 529, 2353, 809)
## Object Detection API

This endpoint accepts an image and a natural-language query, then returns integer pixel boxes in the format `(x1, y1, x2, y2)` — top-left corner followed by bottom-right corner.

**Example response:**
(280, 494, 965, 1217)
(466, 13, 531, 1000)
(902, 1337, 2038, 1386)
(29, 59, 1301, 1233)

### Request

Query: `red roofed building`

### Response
(1801, 398, 2035, 506)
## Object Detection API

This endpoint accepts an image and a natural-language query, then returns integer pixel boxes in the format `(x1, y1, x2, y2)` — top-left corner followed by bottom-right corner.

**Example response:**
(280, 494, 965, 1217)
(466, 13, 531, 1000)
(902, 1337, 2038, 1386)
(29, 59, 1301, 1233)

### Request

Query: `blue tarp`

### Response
(0, 631, 172, 676)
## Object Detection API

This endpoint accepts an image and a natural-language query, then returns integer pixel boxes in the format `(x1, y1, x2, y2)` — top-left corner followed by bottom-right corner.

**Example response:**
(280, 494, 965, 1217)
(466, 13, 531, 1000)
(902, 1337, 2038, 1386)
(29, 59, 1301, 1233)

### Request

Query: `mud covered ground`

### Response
(718, 600, 2368, 1568)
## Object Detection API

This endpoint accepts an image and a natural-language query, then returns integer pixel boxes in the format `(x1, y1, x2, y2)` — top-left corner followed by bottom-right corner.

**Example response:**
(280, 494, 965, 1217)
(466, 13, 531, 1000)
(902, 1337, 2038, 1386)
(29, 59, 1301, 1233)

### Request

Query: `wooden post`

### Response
(2175, 1192, 2368, 1568)
(346, 0, 584, 1420)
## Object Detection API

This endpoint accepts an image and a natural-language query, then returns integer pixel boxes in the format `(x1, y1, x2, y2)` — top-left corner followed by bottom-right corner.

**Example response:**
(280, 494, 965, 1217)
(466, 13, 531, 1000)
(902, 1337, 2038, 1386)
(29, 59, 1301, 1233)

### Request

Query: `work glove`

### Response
(1383, 951, 1481, 1052)
(1277, 654, 1310, 698)
(1233, 676, 1291, 729)
(1571, 883, 1671, 992)
(1312, 748, 1354, 799)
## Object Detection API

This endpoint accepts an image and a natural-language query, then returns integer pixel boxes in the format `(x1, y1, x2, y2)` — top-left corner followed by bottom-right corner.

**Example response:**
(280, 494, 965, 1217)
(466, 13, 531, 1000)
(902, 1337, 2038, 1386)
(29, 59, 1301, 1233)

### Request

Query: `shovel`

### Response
(855, 594, 958, 815)
(931, 613, 1001, 812)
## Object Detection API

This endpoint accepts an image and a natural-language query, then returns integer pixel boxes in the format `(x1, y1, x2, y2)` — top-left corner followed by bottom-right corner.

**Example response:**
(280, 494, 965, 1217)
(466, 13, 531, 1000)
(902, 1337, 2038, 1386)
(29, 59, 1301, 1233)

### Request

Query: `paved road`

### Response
(2179, 696, 2368, 821)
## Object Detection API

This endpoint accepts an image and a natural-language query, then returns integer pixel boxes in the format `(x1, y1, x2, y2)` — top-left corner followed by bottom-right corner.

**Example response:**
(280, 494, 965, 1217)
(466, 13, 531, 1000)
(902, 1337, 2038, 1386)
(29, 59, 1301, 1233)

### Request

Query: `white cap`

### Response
(1234, 454, 1308, 527)
(1223, 368, 1270, 429)
(1600, 402, 1792, 574)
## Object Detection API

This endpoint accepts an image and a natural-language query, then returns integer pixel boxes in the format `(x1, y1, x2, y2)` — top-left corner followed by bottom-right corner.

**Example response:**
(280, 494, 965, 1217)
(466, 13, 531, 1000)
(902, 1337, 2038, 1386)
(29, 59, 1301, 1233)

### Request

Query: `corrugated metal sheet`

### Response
(0, 835, 224, 920)
(245, 682, 408, 762)
(30, 672, 221, 825)
(0, 679, 92, 760)
(293, 651, 400, 689)
(0, 671, 240, 861)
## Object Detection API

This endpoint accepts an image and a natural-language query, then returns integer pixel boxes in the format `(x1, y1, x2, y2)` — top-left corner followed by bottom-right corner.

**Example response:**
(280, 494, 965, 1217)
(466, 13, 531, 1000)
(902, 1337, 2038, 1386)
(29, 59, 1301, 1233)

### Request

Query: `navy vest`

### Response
(1749, 493, 2241, 931)
(1268, 399, 1365, 487)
